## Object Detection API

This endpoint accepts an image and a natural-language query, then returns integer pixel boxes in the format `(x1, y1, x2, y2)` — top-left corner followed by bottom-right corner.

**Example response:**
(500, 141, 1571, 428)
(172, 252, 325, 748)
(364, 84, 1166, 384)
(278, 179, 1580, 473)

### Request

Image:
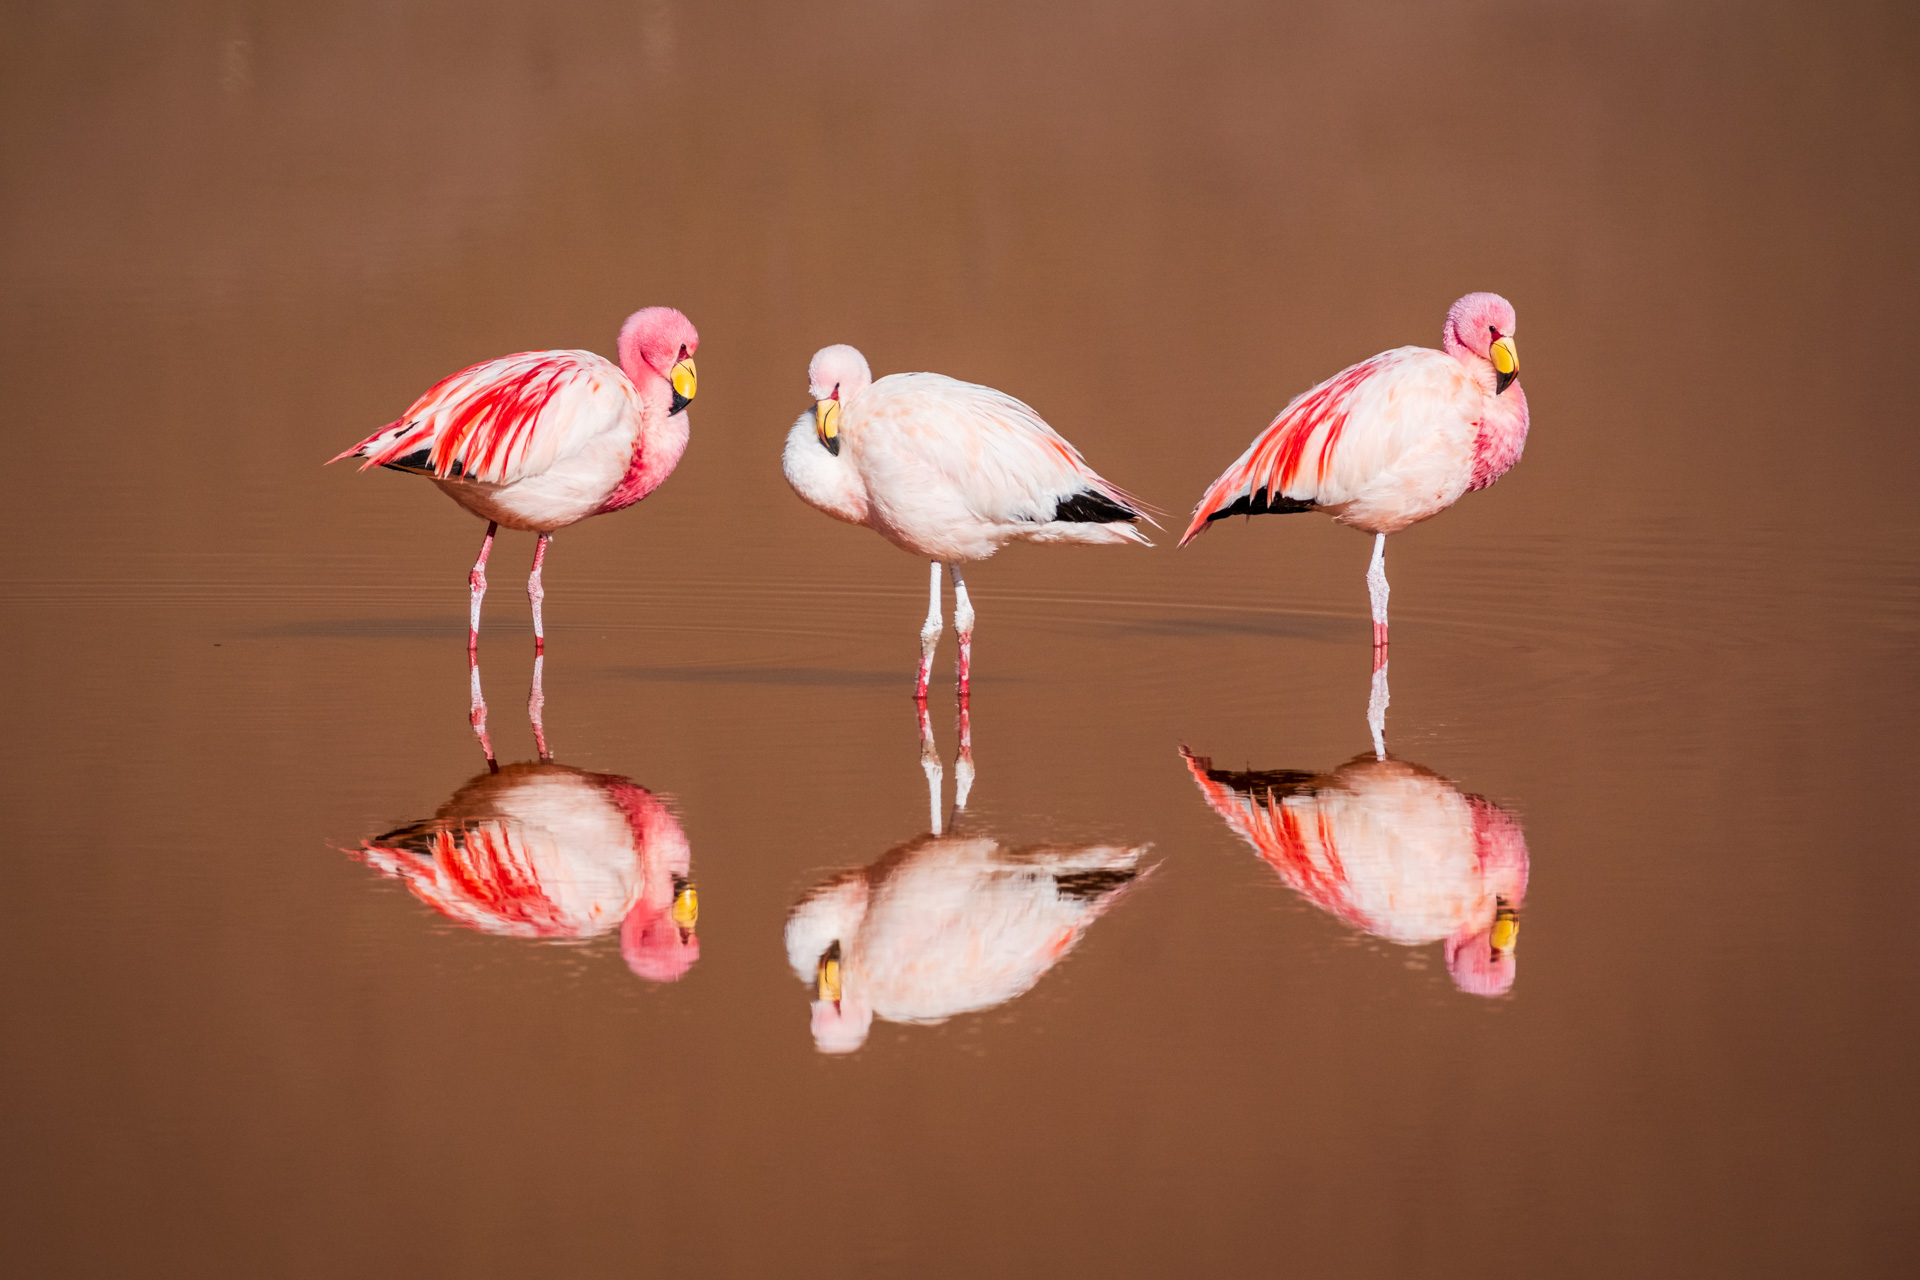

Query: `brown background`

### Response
(2, 1, 1916, 1276)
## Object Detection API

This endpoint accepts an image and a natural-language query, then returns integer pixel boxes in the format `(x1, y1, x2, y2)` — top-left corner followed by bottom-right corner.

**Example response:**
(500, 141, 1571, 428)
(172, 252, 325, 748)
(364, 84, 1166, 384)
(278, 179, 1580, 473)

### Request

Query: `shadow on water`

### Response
(1180, 661, 1530, 997)
(783, 700, 1153, 1053)
(346, 654, 700, 983)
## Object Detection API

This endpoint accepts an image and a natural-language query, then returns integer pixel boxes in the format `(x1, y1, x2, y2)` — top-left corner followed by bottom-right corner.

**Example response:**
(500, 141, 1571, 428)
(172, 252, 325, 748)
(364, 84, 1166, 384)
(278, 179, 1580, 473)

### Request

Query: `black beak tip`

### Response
(823, 434, 840, 457)
(670, 391, 692, 415)
(1495, 369, 1518, 396)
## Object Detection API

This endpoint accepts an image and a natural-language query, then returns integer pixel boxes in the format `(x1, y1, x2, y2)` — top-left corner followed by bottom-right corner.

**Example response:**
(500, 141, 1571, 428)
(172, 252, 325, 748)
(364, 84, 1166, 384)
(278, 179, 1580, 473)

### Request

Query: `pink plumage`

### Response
(783, 343, 1153, 701)
(1181, 749, 1528, 997)
(1181, 293, 1529, 650)
(330, 306, 699, 652)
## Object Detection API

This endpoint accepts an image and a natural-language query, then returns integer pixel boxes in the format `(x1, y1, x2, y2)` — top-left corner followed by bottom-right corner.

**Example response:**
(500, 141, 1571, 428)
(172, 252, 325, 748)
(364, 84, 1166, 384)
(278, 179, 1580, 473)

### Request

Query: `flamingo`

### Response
(330, 306, 700, 653)
(356, 760, 700, 982)
(783, 344, 1152, 701)
(1180, 293, 1528, 652)
(783, 702, 1147, 1053)
(1181, 748, 1528, 996)
(785, 832, 1146, 1054)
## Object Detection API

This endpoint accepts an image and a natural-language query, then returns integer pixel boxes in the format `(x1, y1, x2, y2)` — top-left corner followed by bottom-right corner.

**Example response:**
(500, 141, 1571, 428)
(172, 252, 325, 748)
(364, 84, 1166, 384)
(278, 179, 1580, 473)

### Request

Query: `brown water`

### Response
(4, 2, 1918, 1276)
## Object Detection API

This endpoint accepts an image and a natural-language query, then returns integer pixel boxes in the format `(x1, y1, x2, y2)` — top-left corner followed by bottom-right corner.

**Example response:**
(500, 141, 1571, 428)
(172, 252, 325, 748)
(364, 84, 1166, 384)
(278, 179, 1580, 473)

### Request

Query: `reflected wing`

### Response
(1179, 749, 1366, 926)
(332, 349, 638, 484)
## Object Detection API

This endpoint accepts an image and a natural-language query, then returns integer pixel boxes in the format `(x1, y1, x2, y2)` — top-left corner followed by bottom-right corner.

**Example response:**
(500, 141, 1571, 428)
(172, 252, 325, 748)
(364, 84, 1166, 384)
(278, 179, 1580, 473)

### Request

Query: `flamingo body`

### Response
(1182, 750, 1528, 996)
(358, 762, 699, 981)
(783, 344, 1150, 697)
(785, 834, 1145, 1053)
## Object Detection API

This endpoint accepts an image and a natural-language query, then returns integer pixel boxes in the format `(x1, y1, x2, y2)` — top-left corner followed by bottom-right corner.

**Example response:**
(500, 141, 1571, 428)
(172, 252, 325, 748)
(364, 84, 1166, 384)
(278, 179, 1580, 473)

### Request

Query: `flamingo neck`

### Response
(1468, 382, 1529, 492)
(598, 378, 689, 514)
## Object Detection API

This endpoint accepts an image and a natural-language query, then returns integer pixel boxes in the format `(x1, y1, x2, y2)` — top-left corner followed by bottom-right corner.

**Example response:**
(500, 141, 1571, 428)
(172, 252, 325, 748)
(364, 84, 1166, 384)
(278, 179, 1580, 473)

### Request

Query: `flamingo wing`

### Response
(331, 350, 639, 485)
(1178, 347, 1474, 545)
(860, 373, 1154, 527)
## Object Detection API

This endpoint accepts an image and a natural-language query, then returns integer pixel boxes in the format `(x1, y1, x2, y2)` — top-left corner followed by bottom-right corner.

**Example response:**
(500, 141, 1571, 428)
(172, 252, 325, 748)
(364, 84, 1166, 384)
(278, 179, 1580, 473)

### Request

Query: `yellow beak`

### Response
(670, 877, 698, 930)
(816, 942, 843, 1003)
(815, 398, 841, 457)
(1490, 899, 1519, 954)
(1490, 336, 1518, 395)
(670, 357, 697, 414)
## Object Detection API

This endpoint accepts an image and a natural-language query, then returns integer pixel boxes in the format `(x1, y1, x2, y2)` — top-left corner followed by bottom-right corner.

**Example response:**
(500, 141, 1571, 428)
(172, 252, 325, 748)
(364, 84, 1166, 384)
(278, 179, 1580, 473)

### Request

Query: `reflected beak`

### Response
(670, 876, 698, 930)
(815, 397, 841, 457)
(669, 357, 698, 415)
(1490, 897, 1519, 954)
(816, 941, 843, 1006)
(1490, 335, 1518, 395)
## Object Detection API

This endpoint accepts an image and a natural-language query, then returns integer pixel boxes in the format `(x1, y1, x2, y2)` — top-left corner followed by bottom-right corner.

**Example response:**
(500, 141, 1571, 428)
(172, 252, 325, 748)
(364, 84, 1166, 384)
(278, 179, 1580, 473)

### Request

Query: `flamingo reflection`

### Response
(785, 704, 1148, 1052)
(353, 656, 698, 982)
(1181, 739, 1528, 996)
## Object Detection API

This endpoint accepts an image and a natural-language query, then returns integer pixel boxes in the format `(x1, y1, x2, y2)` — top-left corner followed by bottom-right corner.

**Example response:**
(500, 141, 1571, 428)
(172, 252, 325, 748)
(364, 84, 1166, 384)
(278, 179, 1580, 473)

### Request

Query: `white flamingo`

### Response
(783, 344, 1152, 700)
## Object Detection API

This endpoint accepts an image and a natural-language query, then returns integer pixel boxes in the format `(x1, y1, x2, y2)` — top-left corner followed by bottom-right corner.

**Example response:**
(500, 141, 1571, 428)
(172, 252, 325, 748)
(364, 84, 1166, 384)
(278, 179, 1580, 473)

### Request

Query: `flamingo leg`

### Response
(949, 563, 975, 700)
(918, 700, 944, 835)
(953, 696, 974, 814)
(529, 652, 551, 762)
(528, 533, 551, 654)
(1368, 658, 1390, 761)
(469, 651, 497, 770)
(468, 521, 498, 653)
(915, 561, 944, 702)
(1366, 533, 1390, 651)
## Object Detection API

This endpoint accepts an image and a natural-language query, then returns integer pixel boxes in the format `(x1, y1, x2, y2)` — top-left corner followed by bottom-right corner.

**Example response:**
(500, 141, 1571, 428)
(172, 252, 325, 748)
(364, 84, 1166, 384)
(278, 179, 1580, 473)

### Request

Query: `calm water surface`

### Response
(4, 2, 1917, 1276)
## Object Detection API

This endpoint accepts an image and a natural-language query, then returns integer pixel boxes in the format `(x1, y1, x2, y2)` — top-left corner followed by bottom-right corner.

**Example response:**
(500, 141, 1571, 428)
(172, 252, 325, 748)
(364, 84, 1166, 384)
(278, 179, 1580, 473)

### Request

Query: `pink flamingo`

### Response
(330, 307, 700, 652)
(1181, 749, 1528, 996)
(357, 761, 700, 982)
(1180, 293, 1528, 652)
(783, 344, 1152, 701)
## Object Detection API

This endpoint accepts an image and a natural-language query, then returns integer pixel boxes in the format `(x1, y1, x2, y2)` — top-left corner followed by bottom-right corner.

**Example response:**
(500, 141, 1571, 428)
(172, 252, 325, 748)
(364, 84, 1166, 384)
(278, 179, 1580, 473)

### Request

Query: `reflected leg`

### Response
(949, 563, 975, 700)
(1366, 533, 1389, 651)
(469, 652, 497, 769)
(469, 521, 498, 653)
(528, 532, 551, 655)
(953, 697, 974, 814)
(918, 700, 944, 835)
(529, 652, 550, 762)
(915, 561, 944, 702)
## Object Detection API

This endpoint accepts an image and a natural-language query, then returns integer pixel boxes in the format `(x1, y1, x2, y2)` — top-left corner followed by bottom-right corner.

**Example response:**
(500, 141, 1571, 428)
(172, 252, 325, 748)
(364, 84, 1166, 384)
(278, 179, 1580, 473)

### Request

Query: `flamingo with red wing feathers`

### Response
(783, 344, 1152, 700)
(1181, 293, 1528, 652)
(330, 307, 700, 652)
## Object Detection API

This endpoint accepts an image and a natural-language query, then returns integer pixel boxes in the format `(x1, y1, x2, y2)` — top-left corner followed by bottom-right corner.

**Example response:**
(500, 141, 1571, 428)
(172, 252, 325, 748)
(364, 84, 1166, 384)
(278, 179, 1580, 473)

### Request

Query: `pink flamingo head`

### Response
(619, 902, 701, 983)
(810, 995, 874, 1054)
(1441, 292, 1518, 360)
(617, 307, 700, 409)
(807, 344, 873, 402)
(1444, 798, 1530, 996)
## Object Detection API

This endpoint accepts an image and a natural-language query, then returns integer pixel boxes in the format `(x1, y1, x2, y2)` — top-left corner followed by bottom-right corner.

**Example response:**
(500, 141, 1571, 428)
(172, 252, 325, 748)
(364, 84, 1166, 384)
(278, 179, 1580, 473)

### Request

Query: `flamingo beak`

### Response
(669, 875, 698, 931)
(816, 941, 844, 1006)
(1490, 898, 1519, 954)
(1490, 335, 1519, 395)
(815, 397, 842, 456)
(669, 357, 697, 414)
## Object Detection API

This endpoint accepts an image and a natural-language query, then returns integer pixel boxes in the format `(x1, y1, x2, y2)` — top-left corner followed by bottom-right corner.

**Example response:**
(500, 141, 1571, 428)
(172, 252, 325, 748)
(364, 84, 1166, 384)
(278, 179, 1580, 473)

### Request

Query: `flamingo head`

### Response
(1444, 897, 1520, 997)
(806, 344, 873, 458)
(803, 938, 873, 1052)
(618, 877, 701, 983)
(1442, 292, 1520, 395)
(618, 306, 701, 414)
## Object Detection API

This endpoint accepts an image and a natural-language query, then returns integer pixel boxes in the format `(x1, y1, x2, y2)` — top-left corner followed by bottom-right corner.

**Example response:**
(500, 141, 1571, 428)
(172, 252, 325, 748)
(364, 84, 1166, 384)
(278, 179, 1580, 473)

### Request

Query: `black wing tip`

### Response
(1203, 765, 1320, 797)
(1053, 867, 1140, 901)
(1205, 488, 1317, 523)
(1053, 490, 1143, 523)
(381, 449, 464, 479)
